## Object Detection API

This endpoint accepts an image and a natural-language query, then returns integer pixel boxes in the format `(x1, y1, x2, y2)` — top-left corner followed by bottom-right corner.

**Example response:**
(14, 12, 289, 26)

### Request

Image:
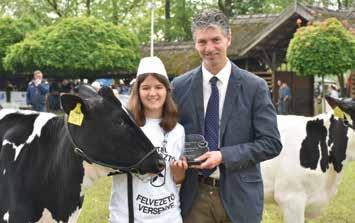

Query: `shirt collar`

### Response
(202, 60, 231, 85)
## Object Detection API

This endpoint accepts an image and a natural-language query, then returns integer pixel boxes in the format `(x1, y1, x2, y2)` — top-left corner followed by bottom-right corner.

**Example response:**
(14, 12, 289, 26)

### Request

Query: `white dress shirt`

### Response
(201, 60, 232, 179)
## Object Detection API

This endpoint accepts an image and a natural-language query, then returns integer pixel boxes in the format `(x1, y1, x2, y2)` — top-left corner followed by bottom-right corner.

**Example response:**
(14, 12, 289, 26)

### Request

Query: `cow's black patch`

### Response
(0, 116, 84, 223)
(300, 119, 328, 171)
(328, 115, 348, 172)
(300, 115, 350, 173)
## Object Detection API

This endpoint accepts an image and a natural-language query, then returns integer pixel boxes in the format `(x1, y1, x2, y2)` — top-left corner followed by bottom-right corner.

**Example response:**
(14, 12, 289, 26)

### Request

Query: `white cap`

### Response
(136, 56, 168, 80)
(91, 81, 101, 91)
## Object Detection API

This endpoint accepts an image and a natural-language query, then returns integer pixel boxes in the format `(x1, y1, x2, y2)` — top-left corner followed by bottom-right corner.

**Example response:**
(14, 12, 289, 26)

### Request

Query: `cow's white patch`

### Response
(35, 208, 55, 223)
(28, 112, 56, 144)
(67, 207, 81, 223)
(2, 112, 56, 161)
(2, 140, 25, 161)
(35, 207, 81, 223)
(81, 161, 111, 196)
(2, 169, 6, 175)
(0, 109, 39, 121)
(0, 109, 18, 120)
(3, 211, 9, 222)
(262, 112, 354, 223)
(347, 129, 355, 161)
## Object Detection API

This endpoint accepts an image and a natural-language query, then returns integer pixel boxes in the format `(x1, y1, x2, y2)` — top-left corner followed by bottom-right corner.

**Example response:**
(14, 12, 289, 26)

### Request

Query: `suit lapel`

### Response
(220, 64, 242, 140)
(191, 67, 205, 135)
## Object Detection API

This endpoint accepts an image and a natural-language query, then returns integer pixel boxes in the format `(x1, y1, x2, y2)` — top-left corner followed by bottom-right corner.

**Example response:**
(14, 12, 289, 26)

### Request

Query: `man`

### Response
(26, 70, 49, 112)
(277, 79, 284, 114)
(277, 80, 291, 115)
(172, 9, 282, 223)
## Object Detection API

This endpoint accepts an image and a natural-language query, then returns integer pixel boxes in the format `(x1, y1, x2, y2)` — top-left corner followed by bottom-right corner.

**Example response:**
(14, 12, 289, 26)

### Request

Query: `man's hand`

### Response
(190, 151, 222, 169)
(34, 79, 41, 86)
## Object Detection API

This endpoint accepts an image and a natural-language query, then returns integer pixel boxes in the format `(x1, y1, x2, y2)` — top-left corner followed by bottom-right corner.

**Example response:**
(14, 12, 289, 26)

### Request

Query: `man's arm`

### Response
(284, 87, 291, 101)
(26, 85, 31, 105)
(220, 79, 282, 170)
(38, 81, 50, 95)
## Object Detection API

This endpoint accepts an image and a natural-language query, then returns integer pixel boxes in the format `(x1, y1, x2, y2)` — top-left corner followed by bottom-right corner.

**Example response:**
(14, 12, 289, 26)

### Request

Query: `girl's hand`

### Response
(170, 157, 188, 184)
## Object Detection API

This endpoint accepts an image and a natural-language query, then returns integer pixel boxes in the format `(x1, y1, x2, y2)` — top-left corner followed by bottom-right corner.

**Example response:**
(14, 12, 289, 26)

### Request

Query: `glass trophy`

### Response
(182, 134, 209, 165)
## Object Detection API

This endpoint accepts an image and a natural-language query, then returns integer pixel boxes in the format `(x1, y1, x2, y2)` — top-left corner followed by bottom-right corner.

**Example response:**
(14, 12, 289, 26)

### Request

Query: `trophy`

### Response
(182, 134, 209, 165)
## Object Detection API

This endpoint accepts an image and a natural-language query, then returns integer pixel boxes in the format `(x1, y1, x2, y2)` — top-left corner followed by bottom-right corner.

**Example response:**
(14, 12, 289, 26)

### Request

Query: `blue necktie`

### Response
(202, 77, 219, 176)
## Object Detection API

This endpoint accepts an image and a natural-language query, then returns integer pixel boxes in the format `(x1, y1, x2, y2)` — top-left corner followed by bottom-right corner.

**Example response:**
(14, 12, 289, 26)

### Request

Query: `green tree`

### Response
(287, 17, 355, 96)
(2, 0, 353, 45)
(0, 16, 38, 73)
(3, 16, 140, 77)
(161, 0, 201, 41)
(216, 0, 354, 16)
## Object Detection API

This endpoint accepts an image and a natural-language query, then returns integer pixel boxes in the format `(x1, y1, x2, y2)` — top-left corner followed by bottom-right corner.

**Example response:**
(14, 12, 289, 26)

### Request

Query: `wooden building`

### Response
(142, 2, 355, 116)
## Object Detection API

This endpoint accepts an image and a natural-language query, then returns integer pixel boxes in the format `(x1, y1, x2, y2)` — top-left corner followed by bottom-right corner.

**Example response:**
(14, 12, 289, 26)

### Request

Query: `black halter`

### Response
(63, 115, 157, 174)
(339, 115, 354, 130)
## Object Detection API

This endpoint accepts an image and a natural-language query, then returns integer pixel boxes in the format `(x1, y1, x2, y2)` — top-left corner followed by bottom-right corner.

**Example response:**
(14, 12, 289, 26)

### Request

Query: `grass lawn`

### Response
(78, 162, 355, 223)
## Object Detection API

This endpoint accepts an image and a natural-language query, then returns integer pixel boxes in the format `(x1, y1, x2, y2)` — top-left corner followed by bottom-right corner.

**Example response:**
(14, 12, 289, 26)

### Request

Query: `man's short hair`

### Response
(191, 9, 230, 37)
(33, 70, 42, 76)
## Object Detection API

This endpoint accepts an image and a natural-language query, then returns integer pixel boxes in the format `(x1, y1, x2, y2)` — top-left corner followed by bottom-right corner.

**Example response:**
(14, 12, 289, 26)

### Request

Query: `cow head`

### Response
(325, 95, 355, 162)
(60, 85, 165, 174)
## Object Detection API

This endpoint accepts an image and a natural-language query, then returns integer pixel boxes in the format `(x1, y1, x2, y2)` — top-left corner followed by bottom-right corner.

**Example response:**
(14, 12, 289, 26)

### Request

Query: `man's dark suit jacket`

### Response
(171, 62, 282, 223)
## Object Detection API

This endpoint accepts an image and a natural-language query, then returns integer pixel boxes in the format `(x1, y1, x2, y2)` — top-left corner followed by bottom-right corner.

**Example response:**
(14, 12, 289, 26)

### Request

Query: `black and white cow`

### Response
(262, 96, 355, 223)
(0, 85, 165, 223)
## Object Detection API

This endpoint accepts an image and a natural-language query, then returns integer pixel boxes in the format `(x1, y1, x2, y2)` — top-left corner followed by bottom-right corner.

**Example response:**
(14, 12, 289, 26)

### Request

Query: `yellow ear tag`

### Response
(68, 103, 84, 126)
(334, 106, 345, 119)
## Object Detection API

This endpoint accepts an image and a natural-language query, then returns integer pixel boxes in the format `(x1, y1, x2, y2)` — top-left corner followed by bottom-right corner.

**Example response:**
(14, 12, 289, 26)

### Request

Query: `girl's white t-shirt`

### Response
(109, 118, 185, 223)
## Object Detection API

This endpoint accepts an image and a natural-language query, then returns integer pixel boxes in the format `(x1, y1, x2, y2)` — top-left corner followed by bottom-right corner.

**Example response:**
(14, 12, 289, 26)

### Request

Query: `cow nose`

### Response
(156, 158, 165, 171)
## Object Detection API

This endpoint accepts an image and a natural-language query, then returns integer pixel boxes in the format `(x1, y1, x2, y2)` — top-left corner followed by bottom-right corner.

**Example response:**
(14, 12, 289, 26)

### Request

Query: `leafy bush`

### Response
(4, 17, 140, 76)
(0, 16, 38, 73)
(287, 18, 354, 77)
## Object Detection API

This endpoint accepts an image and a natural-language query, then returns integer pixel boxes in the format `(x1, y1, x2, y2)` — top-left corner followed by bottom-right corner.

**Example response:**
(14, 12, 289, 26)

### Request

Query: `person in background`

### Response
(60, 79, 73, 93)
(277, 80, 291, 115)
(5, 80, 14, 103)
(91, 81, 101, 92)
(26, 70, 49, 112)
(109, 56, 187, 223)
(277, 80, 284, 114)
(48, 81, 60, 111)
(171, 9, 282, 223)
(328, 84, 339, 98)
(282, 82, 291, 115)
(119, 81, 131, 95)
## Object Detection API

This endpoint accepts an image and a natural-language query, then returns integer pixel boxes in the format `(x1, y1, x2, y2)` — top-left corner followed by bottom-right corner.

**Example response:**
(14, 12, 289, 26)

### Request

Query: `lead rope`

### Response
(127, 173, 134, 223)
(127, 132, 168, 223)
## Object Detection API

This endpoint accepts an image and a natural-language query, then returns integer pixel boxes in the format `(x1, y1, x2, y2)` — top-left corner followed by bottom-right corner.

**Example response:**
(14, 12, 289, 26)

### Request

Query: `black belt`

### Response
(198, 175, 220, 187)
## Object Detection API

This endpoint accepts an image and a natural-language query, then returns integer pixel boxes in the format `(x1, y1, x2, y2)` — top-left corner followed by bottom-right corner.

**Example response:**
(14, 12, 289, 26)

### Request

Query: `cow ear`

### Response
(98, 86, 122, 107)
(60, 94, 89, 115)
(76, 84, 100, 100)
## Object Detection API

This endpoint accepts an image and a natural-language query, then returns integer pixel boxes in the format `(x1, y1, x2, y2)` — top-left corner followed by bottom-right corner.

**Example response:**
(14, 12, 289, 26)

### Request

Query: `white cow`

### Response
(262, 97, 355, 223)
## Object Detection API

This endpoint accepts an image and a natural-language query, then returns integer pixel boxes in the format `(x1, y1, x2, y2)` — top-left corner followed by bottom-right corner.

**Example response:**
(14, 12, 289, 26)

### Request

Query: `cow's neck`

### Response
(81, 161, 112, 190)
(57, 116, 112, 191)
(346, 128, 355, 161)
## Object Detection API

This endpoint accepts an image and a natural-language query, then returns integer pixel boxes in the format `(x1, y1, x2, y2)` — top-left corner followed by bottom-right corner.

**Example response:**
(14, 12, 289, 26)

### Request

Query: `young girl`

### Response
(109, 56, 187, 223)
